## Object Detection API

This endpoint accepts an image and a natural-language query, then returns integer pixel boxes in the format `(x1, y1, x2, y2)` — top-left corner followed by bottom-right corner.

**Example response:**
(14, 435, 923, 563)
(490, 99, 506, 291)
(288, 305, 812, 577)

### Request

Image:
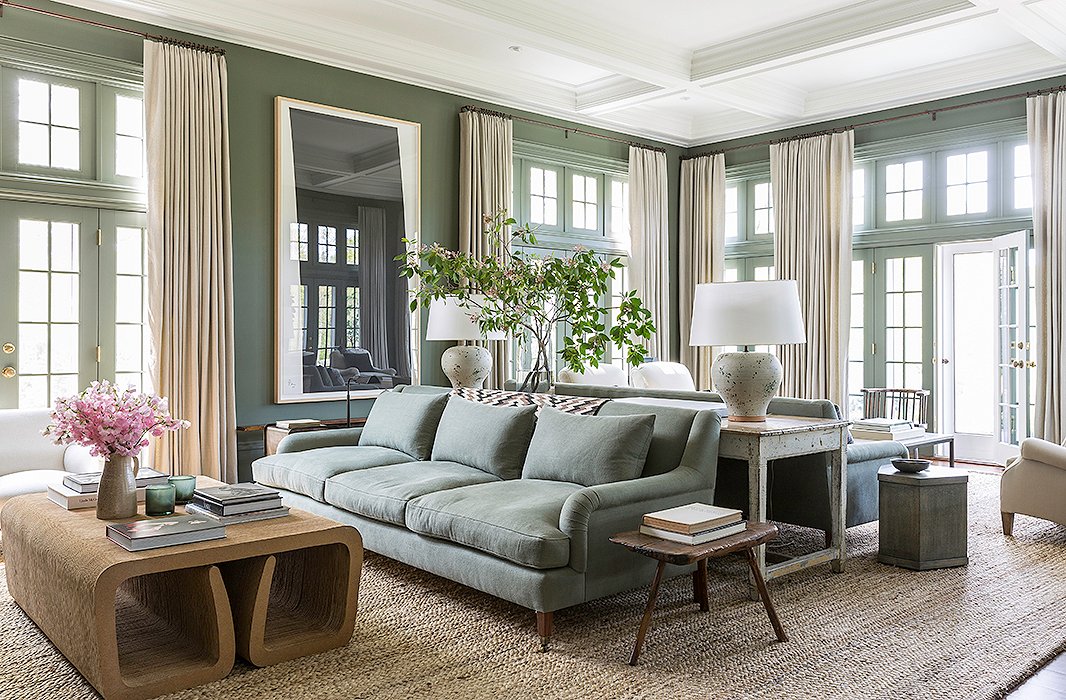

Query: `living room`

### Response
(0, 1, 1065, 698)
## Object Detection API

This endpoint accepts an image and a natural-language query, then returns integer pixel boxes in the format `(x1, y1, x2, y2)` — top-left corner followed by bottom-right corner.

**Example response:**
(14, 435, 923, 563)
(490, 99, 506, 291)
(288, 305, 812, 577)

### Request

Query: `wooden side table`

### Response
(877, 465, 969, 570)
(610, 523, 787, 665)
(264, 418, 366, 455)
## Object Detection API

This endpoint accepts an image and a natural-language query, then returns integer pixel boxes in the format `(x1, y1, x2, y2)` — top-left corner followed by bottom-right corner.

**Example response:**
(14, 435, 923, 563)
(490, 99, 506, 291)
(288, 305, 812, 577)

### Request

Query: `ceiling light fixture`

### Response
(508, 45, 522, 52)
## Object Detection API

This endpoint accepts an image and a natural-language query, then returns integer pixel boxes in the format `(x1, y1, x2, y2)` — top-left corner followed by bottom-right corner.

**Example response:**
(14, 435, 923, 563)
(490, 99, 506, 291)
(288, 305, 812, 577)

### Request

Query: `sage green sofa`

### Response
(251, 385, 721, 647)
(554, 383, 908, 542)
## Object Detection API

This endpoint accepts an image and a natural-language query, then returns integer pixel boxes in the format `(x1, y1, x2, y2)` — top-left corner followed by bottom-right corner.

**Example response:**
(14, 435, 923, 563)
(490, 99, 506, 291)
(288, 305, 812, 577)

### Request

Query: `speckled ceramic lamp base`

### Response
(711, 351, 782, 422)
(441, 345, 493, 389)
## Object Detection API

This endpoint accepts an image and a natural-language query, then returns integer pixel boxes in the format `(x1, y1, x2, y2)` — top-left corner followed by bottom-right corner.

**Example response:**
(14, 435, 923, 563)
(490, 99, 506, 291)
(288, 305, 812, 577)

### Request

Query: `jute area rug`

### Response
(1, 472, 1064, 700)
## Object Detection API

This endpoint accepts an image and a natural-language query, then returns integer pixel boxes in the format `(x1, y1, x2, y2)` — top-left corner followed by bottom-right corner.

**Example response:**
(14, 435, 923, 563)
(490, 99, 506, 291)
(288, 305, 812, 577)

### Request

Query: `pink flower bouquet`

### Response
(44, 380, 190, 458)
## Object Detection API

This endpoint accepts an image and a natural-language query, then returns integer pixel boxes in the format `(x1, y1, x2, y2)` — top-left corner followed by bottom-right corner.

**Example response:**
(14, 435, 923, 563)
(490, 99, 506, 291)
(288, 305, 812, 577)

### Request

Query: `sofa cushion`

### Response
(252, 446, 414, 502)
(431, 397, 537, 479)
(324, 460, 500, 526)
(360, 390, 449, 460)
(598, 401, 699, 477)
(521, 407, 654, 487)
(0, 469, 67, 500)
(407, 480, 581, 569)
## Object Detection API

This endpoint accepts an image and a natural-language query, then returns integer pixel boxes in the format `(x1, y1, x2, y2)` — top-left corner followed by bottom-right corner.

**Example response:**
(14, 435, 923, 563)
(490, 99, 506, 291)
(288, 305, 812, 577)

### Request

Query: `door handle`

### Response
(2, 343, 12, 354)
(1027, 360, 1037, 368)
(941, 358, 949, 364)
(1, 366, 14, 379)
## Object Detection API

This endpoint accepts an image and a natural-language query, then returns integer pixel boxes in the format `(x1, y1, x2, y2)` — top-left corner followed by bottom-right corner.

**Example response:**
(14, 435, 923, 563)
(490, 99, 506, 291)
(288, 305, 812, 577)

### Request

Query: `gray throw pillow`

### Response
(359, 390, 449, 460)
(522, 407, 655, 487)
(431, 397, 537, 479)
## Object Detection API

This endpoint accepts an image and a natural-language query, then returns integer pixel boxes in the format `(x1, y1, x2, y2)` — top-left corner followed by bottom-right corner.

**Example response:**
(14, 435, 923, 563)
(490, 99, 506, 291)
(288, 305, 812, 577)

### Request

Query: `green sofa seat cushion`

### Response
(407, 480, 582, 569)
(431, 396, 537, 479)
(359, 390, 449, 460)
(324, 460, 501, 526)
(522, 407, 655, 487)
(252, 446, 414, 502)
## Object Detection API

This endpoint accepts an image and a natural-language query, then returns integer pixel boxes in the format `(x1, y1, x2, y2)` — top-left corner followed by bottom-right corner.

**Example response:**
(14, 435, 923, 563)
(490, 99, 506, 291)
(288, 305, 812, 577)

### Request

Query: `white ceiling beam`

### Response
(694, 76, 808, 120)
(969, 0, 1066, 60)
(575, 77, 681, 115)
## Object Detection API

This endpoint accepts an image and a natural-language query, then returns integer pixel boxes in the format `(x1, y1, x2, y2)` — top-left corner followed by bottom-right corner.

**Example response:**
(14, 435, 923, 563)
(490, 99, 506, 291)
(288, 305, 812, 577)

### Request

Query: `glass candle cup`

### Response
(169, 475, 197, 504)
(145, 484, 176, 516)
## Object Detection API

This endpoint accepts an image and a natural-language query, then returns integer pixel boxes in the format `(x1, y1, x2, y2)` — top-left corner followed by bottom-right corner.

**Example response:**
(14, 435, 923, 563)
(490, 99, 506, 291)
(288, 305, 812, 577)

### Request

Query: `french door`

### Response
(0, 200, 148, 409)
(938, 231, 1031, 463)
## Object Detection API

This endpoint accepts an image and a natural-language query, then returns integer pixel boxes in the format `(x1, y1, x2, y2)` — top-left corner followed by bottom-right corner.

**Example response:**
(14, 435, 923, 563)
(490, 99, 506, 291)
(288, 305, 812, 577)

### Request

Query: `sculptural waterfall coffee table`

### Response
(0, 479, 363, 700)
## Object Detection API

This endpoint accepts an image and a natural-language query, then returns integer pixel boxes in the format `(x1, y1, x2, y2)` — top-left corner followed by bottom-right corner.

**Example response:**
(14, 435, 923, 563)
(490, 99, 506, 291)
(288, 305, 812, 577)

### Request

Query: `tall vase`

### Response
(96, 455, 138, 520)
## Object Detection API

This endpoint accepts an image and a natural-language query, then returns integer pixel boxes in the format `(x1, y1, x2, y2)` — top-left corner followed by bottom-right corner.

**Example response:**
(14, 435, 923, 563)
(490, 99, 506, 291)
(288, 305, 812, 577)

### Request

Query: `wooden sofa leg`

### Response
(1002, 512, 1015, 536)
(536, 611, 553, 652)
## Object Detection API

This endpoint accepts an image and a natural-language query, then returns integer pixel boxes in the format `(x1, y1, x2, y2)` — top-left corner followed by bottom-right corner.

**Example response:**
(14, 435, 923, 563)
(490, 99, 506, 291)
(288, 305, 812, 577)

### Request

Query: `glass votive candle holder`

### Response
(145, 484, 176, 516)
(169, 475, 197, 504)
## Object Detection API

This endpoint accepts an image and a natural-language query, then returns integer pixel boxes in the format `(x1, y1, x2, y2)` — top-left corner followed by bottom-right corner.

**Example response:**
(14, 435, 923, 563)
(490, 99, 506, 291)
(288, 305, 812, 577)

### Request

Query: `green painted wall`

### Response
(0, 2, 683, 432)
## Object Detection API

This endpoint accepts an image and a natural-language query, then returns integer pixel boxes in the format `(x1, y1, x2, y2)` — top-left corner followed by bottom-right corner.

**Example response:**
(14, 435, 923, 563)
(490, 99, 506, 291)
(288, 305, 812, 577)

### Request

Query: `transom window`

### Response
(609, 179, 629, 237)
(529, 166, 559, 226)
(853, 167, 866, 227)
(885, 159, 923, 222)
(725, 185, 739, 240)
(114, 94, 144, 178)
(289, 223, 308, 261)
(945, 150, 988, 216)
(753, 181, 774, 235)
(18, 78, 80, 171)
(317, 225, 337, 264)
(572, 174, 598, 230)
(1013, 144, 1032, 210)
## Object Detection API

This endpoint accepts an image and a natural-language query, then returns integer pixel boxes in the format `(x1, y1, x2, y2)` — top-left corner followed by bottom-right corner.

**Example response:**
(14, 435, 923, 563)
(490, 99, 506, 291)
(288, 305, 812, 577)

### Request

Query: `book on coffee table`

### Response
(47, 483, 148, 510)
(185, 501, 291, 525)
(106, 514, 225, 552)
(642, 503, 742, 534)
(190, 483, 282, 516)
(63, 467, 169, 494)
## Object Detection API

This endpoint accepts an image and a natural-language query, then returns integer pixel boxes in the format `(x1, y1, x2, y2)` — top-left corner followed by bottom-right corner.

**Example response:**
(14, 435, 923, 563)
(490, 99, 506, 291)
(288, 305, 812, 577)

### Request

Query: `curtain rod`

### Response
(682, 82, 1066, 161)
(0, 0, 226, 55)
(460, 105, 667, 154)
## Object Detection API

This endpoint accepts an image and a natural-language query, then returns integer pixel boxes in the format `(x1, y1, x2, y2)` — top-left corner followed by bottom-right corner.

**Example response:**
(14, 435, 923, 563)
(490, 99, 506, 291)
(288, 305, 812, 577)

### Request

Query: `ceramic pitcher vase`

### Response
(96, 454, 139, 520)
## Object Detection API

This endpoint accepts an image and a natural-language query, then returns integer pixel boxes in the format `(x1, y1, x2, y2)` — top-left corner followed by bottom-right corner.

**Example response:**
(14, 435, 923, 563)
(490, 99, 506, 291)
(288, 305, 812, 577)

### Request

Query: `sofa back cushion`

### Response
(432, 396, 537, 479)
(0, 408, 67, 476)
(597, 401, 699, 477)
(522, 407, 654, 487)
(360, 390, 449, 460)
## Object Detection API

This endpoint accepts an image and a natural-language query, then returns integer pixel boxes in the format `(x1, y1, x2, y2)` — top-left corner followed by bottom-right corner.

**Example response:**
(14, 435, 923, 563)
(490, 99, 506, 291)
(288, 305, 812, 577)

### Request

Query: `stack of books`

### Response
(106, 514, 225, 552)
(640, 503, 746, 545)
(851, 418, 926, 441)
(47, 467, 169, 510)
(184, 483, 289, 525)
(275, 418, 321, 429)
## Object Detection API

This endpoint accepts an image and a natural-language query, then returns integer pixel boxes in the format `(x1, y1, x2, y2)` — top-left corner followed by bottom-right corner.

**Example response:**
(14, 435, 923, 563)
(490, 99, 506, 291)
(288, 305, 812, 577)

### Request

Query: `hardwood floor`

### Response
(1007, 652, 1066, 699)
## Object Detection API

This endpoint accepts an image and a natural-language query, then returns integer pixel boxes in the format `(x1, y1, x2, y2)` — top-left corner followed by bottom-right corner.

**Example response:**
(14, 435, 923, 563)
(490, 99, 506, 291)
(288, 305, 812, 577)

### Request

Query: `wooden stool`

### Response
(610, 522, 787, 665)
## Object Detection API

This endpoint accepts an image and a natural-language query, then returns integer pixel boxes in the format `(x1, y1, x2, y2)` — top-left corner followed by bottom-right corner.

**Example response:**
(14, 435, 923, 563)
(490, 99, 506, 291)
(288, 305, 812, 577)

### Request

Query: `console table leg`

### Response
(630, 561, 666, 666)
(829, 434, 847, 573)
(746, 548, 788, 643)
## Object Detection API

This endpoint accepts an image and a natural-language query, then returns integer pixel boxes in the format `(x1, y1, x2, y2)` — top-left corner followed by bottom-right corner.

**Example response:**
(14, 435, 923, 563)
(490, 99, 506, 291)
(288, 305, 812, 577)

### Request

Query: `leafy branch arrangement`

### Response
(399, 211, 655, 391)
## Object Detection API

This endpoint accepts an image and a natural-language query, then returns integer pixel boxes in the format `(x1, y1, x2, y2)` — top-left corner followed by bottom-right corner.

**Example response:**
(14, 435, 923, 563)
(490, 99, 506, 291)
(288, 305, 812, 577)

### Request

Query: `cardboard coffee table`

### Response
(1, 478, 362, 700)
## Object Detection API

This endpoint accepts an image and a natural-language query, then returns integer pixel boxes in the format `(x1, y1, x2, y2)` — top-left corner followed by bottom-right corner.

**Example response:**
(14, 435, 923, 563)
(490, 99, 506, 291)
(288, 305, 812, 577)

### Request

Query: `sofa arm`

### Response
(847, 440, 908, 463)
(560, 466, 708, 572)
(1019, 438, 1066, 470)
(276, 427, 363, 454)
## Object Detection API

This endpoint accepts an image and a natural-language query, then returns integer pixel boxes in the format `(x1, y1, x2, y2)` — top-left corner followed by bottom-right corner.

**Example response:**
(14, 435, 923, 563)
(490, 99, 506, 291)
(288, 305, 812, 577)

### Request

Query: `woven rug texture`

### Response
(1, 472, 1064, 700)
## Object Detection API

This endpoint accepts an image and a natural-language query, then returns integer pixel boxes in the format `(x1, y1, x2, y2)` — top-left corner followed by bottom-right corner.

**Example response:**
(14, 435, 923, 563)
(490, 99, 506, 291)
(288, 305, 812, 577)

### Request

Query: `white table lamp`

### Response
(426, 296, 505, 389)
(689, 280, 806, 421)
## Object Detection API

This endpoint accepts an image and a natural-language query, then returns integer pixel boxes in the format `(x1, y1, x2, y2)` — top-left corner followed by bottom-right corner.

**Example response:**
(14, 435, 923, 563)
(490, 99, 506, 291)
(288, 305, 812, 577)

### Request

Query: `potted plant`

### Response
(400, 211, 655, 391)
(44, 381, 190, 520)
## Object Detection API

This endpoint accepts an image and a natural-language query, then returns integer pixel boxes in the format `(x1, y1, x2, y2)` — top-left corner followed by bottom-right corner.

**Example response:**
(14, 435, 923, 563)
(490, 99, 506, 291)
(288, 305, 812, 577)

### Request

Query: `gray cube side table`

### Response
(877, 465, 969, 571)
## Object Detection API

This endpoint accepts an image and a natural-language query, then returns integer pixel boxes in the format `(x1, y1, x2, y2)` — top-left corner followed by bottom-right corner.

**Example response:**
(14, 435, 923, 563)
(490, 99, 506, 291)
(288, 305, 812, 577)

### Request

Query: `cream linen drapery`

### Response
(679, 153, 726, 389)
(628, 146, 670, 362)
(770, 131, 853, 405)
(144, 41, 237, 482)
(458, 110, 512, 389)
(1028, 92, 1066, 444)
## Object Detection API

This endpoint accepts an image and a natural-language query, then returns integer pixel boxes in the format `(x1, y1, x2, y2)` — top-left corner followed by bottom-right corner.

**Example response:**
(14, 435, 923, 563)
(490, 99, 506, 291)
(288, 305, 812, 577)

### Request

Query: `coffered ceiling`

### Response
(59, 0, 1066, 146)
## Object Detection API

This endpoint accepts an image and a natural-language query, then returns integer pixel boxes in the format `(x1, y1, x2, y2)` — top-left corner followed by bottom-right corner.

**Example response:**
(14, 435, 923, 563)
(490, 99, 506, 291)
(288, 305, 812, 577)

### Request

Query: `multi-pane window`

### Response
(288, 284, 307, 352)
(884, 160, 923, 222)
(1013, 144, 1032, 210)
(725, 185, 739, 240)
(289, 223, 308, 261)
(317, 286, 336, 364)
(317, 225, 337, 264)
(853, 167, 866, 227)
(571, 173, 598, 230)
(753, 181, 774, 235)
(848, 259, 865, 419)
(346, 228, 359, 265)
(945, 150, 988, 216)
(17, 78, 80, 171)
(346, 286, 360, 347)
(114, 226, 148, 390)
(884, 256, 924, 389)
(114, 94, 143, 179)
(18, 218, 80, 406)
(529, 166, 559, 226)
(609, 179, 629, 237)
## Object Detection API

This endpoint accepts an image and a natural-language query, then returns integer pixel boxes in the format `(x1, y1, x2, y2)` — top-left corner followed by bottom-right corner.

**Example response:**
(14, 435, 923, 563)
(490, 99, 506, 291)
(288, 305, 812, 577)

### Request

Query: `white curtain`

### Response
(459, 110, 512, 388)
(144, 41, 236, 482)
(679, 153, 726, 389)
(1028, 92, 1066, 443)
(628, 146, 670, 362)
(770, 131, 853, 405)
(358, 206, 390, 367)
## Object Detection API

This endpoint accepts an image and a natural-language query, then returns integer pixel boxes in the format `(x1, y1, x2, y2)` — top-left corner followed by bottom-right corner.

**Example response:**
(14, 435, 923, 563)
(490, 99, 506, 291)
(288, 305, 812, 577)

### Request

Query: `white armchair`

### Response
(1000, 437, 1066, 535)
(630, 362, 697, 391)
(0, 408, 100, 504)
(556, 364, 629, 387)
